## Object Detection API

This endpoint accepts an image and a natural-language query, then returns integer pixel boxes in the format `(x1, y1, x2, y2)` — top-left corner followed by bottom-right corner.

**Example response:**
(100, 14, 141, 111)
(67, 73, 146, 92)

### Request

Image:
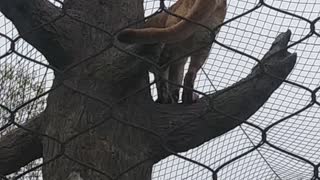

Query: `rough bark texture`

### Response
(0, 0, 296, 180)
(0, 116, 42, 175)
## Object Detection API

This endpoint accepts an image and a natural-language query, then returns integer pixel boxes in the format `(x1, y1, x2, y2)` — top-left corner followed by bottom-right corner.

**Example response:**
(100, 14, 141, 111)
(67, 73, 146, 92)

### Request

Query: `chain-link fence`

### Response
(0, 0, 320, 179)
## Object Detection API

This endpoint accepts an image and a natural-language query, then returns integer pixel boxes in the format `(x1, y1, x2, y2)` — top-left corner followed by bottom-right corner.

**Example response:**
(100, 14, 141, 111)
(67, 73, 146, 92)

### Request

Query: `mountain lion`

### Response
(118, 0, 227, 104)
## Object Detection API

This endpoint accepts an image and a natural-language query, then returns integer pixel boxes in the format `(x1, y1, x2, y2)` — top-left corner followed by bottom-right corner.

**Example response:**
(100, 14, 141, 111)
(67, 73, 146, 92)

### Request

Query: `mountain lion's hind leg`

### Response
(168, 57, 188, 103)
(155, 67, 175, 104)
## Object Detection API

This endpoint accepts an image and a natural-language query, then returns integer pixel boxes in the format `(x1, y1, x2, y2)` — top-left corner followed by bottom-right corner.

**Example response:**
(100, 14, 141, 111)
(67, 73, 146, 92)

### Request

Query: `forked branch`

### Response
(153, 30, 296, 154)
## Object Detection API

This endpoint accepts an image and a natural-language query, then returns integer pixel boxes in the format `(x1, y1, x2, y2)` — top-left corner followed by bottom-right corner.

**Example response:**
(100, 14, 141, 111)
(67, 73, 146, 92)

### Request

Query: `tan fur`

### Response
(118, 0, 227, 104)
(118, 0, 226, 44)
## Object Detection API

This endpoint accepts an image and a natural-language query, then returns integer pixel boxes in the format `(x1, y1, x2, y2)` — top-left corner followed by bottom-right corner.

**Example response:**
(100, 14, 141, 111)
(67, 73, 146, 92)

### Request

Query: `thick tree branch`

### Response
(0, 0, 74, 68)
(152, 30, 297, 155)
(0, 115, 43, 176)
(0, 0, 58, 23)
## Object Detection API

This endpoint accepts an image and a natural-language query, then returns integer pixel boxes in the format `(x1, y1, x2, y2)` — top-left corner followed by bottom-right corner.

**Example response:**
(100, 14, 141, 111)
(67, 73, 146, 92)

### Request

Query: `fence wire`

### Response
(0, 0, 320, 179)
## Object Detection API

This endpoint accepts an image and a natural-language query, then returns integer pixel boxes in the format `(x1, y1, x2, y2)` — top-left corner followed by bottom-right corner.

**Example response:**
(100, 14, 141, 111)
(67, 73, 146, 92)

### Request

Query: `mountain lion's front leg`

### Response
(182, 47, 210, 104)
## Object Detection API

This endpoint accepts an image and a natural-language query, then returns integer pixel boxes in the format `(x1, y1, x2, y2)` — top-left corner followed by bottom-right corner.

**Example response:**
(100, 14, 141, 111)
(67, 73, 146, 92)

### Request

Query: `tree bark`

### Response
(0, 116, 42, 176)
(0, 0, 296, 180)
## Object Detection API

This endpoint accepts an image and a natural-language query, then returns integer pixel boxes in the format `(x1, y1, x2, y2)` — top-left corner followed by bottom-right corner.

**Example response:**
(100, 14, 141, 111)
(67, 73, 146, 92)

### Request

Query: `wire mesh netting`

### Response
(0, 0, 320, 179)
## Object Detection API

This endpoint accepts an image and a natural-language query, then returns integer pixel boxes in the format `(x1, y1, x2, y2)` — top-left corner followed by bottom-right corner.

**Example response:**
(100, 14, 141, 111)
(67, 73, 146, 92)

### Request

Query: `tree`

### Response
(0, 0, 296, 180)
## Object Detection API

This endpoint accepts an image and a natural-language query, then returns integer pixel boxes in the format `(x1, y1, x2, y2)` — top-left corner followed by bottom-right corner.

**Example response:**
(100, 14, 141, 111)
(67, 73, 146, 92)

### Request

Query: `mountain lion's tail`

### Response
(118, 0, 222, 44)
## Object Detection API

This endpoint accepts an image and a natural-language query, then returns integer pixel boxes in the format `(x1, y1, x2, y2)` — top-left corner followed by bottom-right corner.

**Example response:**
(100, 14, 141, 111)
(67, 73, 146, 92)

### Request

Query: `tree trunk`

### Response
(0, 0, 296, 180)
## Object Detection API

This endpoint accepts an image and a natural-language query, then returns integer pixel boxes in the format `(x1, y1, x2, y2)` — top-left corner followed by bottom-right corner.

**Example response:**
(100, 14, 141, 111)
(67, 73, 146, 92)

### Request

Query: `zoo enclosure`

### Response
(0, 0, 320, 179)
